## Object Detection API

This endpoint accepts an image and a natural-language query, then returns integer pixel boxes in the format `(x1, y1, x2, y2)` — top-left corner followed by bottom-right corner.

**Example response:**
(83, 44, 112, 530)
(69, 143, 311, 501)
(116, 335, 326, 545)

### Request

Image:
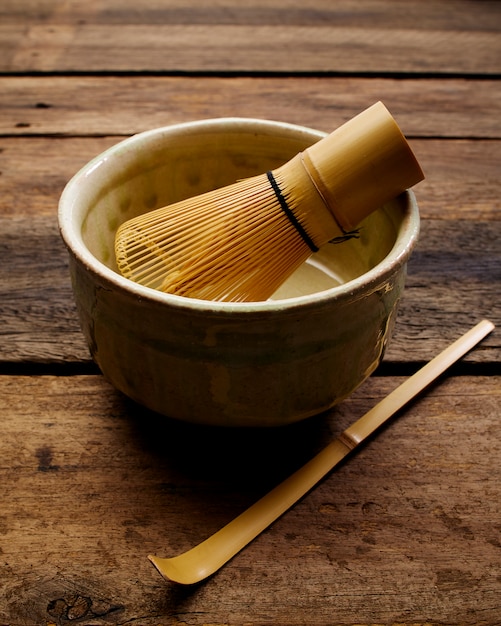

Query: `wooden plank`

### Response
(0, 137, 500, 219)
(1, 374, 500, 624)
(3, 24, 499, 75)
(1, 0, 500, 31)
(0, 212, 499, 366)
(1, 1, 499, 74)
(1, 76, 500, 139)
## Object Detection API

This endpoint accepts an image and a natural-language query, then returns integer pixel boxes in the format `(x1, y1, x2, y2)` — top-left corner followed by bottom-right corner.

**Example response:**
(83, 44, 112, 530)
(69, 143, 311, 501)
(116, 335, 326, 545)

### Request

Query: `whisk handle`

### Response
(303, 102, 425, 231)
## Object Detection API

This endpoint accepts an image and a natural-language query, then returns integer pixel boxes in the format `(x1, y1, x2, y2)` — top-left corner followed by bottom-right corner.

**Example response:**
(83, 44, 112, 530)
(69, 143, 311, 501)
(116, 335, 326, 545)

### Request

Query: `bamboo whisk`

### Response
(115, 102, 424, 302)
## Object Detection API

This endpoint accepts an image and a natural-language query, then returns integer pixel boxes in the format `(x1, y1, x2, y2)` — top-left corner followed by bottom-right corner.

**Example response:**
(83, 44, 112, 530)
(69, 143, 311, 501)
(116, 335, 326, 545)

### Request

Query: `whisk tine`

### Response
(119, 184, 280, 259)
(116, 179, 315, 300)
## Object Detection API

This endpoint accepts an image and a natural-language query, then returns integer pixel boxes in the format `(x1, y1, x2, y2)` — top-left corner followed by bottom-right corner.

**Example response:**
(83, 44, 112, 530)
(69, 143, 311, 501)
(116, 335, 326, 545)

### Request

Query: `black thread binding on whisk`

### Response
(266, 171, 318, 253)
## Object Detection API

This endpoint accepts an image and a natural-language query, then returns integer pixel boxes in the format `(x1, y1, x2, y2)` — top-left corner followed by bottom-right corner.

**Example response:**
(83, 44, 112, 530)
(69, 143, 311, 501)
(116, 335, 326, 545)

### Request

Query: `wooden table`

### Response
(1, 2, 500, 624)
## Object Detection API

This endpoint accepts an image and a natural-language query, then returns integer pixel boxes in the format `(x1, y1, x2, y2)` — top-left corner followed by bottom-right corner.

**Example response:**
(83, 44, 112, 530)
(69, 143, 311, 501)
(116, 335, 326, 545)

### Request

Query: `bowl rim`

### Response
(58, 116, 420, 316)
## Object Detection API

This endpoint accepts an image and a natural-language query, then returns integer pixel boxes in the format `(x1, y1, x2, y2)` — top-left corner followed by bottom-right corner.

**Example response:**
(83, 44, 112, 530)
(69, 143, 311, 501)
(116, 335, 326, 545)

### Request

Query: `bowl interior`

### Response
(72, 119, 405, 300)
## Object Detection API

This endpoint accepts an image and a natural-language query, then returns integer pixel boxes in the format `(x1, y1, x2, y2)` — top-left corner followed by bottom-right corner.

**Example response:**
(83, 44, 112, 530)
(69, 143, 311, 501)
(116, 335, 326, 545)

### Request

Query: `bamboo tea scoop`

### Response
(149, 320, 494, 585)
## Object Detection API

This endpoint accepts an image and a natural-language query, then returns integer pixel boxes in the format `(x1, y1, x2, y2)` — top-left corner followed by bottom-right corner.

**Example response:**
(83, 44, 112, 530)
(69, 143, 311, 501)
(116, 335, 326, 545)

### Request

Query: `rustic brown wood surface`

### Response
(1, 0, 500, 74)
(1, 76, 500, 138)
(1, 374, 500, 625)
(1, 1, 500, 624)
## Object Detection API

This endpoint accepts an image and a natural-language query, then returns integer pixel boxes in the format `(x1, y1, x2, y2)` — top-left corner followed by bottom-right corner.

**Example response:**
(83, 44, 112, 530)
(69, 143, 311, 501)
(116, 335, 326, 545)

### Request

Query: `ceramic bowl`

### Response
(59, 118, 419, 427)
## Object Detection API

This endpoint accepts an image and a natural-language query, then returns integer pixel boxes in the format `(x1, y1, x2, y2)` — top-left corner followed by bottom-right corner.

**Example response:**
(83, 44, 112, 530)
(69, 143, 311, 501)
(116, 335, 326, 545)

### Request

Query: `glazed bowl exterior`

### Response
(58, 118, 419, 427)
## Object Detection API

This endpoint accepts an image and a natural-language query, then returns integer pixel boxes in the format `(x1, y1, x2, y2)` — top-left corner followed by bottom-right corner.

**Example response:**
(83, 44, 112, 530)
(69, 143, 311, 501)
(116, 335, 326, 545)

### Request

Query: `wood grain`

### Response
(2, 25, 499, 75)
(1, 136, 500, 219)
(1, 76, 500, 139)
(1, 1, 500, 74)
(2, 0, 500, 30)
(1, 374, 499, 624)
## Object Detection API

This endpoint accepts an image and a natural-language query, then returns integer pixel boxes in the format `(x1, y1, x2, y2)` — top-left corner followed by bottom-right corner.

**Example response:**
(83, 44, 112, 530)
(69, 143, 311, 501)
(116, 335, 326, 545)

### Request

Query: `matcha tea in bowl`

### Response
(58, 112, 422, 427)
